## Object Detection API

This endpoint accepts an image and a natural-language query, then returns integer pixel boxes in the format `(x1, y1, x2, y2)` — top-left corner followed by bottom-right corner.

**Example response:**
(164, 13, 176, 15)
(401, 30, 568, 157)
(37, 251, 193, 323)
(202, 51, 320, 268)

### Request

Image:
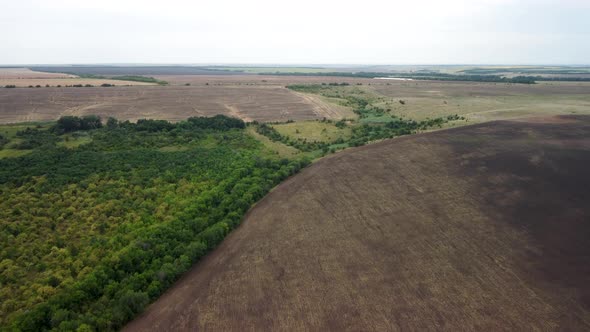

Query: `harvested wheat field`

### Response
(0, 67, 157, 88)
(368, 81, 590, 122)
(0, 78, 156, 88)
(0, 67, 75, 79)
(0, 85, 345, 123)
(125, 115, 590, 331)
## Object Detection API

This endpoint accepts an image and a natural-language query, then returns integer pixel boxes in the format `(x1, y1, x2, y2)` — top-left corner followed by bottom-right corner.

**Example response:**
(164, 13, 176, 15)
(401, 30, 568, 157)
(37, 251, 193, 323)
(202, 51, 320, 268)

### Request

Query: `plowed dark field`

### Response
(125, 115, 590, 331)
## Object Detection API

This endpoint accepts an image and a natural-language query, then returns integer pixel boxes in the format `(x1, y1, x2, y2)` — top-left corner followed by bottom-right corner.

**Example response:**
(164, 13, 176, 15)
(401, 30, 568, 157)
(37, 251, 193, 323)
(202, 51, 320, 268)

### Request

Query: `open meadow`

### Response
(368, 80, 590, 122)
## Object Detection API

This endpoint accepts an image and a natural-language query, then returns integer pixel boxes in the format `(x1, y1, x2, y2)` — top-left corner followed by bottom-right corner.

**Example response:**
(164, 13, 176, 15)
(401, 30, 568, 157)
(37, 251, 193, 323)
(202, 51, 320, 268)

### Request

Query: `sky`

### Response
(1, 0, 589, 65)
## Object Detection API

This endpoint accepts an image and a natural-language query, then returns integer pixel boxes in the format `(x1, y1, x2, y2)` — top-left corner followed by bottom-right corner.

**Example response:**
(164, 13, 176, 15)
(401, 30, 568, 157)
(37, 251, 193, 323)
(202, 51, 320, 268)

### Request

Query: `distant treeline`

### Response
(460, 67, 590, 75)
(261, 71, 540, 84)
(110, 76, 168, 85)
(53, 114, 245, 134)
(529, 76, 590, 82)
(31, 66, 232, 76)
(5, 83, 130, 88)
(76, 74, 168, 85)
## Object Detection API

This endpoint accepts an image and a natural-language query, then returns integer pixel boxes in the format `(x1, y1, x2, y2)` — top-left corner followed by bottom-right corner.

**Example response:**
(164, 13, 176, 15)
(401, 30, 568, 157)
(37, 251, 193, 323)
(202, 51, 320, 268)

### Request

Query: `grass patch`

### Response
(247, 126, 301, 158)
(0, 149, 32, 159)
(0, 123, 51, 139)
(273, 121, 351, 143)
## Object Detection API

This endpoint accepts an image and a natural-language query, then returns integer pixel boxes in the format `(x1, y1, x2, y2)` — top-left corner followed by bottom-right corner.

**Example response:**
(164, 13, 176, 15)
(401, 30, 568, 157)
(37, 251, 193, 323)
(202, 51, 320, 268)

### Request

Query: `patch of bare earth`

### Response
(0, 85, 342, 123)
(125, 115, 590, 331)
(0, 67, 75, 79)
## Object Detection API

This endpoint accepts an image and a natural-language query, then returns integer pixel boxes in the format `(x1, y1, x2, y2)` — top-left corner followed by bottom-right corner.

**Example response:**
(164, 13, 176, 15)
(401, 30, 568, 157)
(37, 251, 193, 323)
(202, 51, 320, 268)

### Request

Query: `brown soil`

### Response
(370, 80, 590, 97)
(0, 67, 75, 79)
(125, 115, 590, 331)
(0, 78, 154, 88)
(0, 85, 345, 123)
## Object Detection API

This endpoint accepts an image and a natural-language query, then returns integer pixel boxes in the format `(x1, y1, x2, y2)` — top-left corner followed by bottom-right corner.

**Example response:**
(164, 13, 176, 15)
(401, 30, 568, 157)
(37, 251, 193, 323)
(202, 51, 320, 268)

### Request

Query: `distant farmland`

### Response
(126, 115, 590, 331)
(368, 80, 590, 121)
(3, 75, 590, 125)
(0, 67, 75, 79)
(0, 85, 347, 123)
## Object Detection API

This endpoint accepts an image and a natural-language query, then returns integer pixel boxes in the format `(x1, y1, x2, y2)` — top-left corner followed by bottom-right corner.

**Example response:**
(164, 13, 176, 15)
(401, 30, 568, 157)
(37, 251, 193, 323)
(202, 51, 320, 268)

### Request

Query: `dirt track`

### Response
(125, 115, 590, 331)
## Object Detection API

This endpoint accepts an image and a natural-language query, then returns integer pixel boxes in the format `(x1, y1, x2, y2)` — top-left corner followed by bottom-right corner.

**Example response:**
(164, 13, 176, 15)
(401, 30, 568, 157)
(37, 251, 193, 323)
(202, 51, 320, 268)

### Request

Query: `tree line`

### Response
(0, 115, 309, 330)
(262, 71, 539, 84)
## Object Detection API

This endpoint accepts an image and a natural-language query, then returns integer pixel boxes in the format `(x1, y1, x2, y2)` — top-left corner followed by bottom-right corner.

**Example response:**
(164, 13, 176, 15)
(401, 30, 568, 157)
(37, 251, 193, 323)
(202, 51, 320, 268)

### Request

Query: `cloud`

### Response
(0, 0, 588, 64)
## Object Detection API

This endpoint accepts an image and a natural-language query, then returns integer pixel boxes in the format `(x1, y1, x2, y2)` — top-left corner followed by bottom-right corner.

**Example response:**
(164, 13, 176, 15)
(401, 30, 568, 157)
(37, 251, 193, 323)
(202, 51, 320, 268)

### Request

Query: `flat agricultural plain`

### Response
(153, 74, 377, 86)
(125, 115, 590, 331)
(0, 67, 75, 79)
(0, 67, 156, 88)
(1, 70, 590, 123)
(367, 80, 590, 122)
(0, 85, 346, 123)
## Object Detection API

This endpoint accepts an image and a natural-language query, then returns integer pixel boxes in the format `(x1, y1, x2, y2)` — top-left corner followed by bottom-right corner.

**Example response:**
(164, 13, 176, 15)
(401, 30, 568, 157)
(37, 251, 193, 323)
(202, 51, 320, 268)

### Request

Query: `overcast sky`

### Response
(1, 0, 588, 65)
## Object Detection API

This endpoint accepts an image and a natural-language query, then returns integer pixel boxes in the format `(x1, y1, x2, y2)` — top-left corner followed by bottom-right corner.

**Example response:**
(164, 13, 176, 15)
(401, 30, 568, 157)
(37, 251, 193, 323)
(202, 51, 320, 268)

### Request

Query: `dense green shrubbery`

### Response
(256, 123, 333, 152)
(0, 115, 309, 330)
(0, 134, 8, 148)
(53, 115, 103, 134)
(267, 85, 463, 153)
(14, 128, 59, 149)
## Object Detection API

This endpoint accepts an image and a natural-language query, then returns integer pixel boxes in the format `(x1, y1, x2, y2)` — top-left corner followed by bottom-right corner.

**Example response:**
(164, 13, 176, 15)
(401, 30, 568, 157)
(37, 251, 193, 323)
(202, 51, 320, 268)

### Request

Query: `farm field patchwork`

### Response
(0, 68, 75, 79)
(0, 68, 157, 88)
(2, 69, 590, 331)
(2, 72, 590, 126)
(0, 79, 155, 88)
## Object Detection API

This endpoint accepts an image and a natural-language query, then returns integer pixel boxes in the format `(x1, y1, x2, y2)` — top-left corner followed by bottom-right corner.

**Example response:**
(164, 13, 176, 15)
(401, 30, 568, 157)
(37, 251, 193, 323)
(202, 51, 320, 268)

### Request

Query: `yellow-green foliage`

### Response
(247, 126, 300, 158)
(0, 149, 32, 159)
(0, 175, 204, 324)
(0, 116, 311, 330)
(273, 121, 351, 143)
